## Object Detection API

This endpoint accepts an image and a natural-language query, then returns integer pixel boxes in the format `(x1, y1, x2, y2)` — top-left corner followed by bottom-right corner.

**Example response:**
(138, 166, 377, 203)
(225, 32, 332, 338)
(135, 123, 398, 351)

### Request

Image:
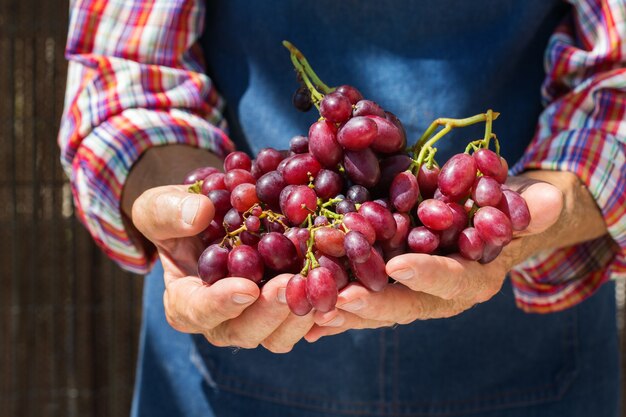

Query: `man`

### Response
(60, 1, 625, 415)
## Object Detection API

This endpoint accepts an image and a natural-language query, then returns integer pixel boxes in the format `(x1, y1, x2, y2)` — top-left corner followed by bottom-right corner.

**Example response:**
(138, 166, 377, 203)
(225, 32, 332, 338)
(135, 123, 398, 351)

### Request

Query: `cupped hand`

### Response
(132, 185, 314, 353)
(306, 174, 564, 342)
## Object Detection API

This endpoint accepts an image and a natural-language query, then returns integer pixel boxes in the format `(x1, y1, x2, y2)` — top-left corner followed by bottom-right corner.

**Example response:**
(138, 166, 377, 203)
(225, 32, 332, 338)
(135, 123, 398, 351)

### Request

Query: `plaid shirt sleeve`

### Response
(510, 0, 626, 313)
(58, 0, 234, 274)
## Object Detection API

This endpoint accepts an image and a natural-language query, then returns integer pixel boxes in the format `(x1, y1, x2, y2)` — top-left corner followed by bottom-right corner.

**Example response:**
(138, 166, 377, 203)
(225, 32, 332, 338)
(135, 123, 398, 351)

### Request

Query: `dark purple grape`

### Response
(337, 116, 378, 150)
(390, 171, 419, 213)
(496, 189, 531, 231)
(336, 199, 357, 214)
(350, 248, 388, 292)
(207, 189, 231, 219)
(367, 115, 406, 154)
(417, 164, 440, 199)
(198, 244, 230, 284)
(258, 232, 299, 271)
(245, 216, 261, 232)
(227, 245, 264, 283)
(358, 201, 397, 241)
(286, 274, 312, 315)
(199, 220, 226, 246)
(344, 231, 371, 263)
(472, 176, 502, 207)
(240, 230, 260, 247)
(256, 170, 286, 210)
(184, 166, 219, 185)
(458, 227, 484, 261)
(438, 153, 477, 199)
(335, 85, 363, 104)
(473, 206, 513, 246)
(417, 199, 454, 231)
(224, 151, 252, 172)
(289, 135, 309, 154)
(343, 148, 381, 188)
(407, 226, 440, 254)
(306, 267, 338, 312)
(346, 185, 370, 204)
(314, 169, 343, 199)
(376, 154, 413, 195)
(223, 208, 243, 232)
(292, 86, 313, 112)
(308, 120, 343, 168)
(314, 215, 329, 226)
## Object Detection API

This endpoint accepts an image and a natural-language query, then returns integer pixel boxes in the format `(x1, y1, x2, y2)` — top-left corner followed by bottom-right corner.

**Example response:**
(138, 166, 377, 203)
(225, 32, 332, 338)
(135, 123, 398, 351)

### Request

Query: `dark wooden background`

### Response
(1, 1, 143, 416)
(1, 1, 625, 416)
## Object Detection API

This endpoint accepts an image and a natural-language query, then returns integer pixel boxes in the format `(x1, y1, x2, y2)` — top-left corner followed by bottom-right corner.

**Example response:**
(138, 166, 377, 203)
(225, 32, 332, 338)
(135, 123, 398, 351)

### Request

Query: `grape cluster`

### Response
(184, 42, 530, 316)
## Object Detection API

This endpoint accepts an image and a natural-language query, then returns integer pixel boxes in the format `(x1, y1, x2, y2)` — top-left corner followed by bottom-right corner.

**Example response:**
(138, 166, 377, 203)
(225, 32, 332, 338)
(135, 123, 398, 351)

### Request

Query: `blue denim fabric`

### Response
(132, 261, 620, 417)
(131, 1, 621, 415)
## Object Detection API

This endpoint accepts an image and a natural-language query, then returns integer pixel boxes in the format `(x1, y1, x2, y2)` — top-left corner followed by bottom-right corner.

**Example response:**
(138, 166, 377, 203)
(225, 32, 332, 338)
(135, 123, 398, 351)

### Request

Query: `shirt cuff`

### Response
(68, 108, 234, 274)
(509, 128, 626, 313)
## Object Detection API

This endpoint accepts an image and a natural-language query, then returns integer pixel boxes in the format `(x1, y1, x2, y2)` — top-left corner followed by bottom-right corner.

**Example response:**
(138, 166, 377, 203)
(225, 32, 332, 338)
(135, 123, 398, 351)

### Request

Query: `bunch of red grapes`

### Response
(184, 42, 530, 316)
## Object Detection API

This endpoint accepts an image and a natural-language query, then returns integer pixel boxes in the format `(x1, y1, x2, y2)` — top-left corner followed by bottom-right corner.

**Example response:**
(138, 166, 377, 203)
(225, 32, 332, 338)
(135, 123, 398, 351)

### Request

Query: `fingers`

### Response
(261, 313, 315, 353)
(132, 185, 214, 242)
(206, 275, 294, 349)
(163, 275, 260, 333)
(385, 254, 498, 301)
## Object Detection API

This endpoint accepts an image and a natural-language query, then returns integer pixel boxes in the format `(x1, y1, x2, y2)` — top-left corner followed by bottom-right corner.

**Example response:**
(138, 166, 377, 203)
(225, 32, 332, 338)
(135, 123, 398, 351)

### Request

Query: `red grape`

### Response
(230, 183, 260, 213)
(337, 116, 378, 150)
(286, 274, 312, 316)
(314, 169, 343, 199)
(258, 232, 299, 271)
(407, 226, 440, 254)
(280, 185, 317, 225)
(368, 115, 406, 154)
(473, 206, 513, 246)
(358, 201, 397, 241)
(335, 85, 363, 104)
(342, 212, 376, 244)
(228, 245, 264, 283)
(184, 166, 219, 185)
(344, 231, 371, 263)
(496, 189, 531, 231)
(308, 120, 343, 168)
(198, 244, 230, 284)
(417, 199, 454, 231)
(472, 176, 502, 207)
(320, 92, 352, 123)
(390, 171, 420, 213)
(438, 153, 477, 199)
(314, 227, 346, 257)
(224, 151, 252, 172)
(344, 148, 381, 188)
(350, 247, 388, 291)
(317, 254, 350, 290)
(224, 169, 256, 191)
(473, 149, 507, 183)
(306, 267, 338, 313)
(458, 227, 484, 261)
(280, 153, 322, 185)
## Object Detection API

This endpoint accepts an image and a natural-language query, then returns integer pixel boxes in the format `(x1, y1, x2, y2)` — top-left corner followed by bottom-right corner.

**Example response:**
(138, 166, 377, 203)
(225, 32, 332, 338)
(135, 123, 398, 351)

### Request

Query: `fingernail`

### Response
(232, 293, 256, 304)
(322, 315, 345, 327)
(338, 299, 364, 312)
(391, 268, 414, 281)
(181, 196, 200, 225)
(276, 288, 287, 304)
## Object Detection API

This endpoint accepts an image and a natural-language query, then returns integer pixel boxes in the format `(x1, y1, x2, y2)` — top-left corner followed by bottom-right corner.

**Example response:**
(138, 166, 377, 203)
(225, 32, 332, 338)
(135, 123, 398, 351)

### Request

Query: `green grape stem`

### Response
(409, 110, 500, 171)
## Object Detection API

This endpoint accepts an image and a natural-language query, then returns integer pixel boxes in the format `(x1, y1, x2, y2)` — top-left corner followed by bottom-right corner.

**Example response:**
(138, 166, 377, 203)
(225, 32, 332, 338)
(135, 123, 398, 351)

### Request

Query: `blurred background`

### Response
(1, 1, 143, 416)
(1, 0, 625, 416)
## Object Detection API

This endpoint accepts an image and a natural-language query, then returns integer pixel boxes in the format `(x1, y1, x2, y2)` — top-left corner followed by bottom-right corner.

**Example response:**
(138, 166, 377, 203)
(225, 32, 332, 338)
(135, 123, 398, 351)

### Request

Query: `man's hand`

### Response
(124, 146, 314, 353)
(131, 185, 315, 352)
(305, 171, 607, 341)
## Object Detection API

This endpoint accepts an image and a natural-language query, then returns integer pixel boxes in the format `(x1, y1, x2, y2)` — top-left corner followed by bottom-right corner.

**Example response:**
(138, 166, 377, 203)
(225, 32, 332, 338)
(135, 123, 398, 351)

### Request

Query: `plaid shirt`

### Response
(59, 0, 625, 313)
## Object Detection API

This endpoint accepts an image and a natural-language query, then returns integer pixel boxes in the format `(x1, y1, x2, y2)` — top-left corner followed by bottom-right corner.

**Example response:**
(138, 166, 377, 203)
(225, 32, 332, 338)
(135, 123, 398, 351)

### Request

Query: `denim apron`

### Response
(131, 1, 621, 416)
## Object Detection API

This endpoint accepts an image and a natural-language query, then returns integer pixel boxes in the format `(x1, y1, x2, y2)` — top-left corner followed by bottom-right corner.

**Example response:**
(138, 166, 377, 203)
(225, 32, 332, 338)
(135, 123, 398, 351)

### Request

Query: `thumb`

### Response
(516, 180, 563, 236)
(132, 185, 215, 242)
